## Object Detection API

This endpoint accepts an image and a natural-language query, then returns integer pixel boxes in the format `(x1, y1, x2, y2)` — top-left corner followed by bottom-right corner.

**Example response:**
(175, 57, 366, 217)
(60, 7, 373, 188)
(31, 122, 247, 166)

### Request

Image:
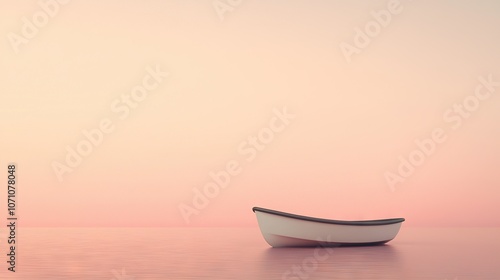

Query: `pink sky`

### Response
(1, 0, 499, 227)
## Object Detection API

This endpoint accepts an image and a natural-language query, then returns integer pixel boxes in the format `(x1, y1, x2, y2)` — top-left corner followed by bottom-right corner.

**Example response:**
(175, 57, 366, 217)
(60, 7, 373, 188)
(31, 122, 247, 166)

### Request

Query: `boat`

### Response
(252, 207, 405, 247)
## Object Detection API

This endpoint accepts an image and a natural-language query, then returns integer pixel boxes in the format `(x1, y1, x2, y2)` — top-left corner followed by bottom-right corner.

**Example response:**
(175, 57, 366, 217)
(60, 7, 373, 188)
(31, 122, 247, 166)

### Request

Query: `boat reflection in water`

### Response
(258, 243, 404, 279)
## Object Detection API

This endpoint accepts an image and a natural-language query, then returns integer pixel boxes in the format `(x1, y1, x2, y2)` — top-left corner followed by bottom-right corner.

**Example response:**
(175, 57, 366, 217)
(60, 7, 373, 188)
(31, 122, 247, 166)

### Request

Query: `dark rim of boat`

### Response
(252, 207, 405, 226)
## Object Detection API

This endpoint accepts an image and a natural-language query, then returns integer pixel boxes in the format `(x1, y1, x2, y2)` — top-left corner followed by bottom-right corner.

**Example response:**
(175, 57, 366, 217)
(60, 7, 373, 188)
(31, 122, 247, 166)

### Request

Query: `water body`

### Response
(1, 227, 498, 279)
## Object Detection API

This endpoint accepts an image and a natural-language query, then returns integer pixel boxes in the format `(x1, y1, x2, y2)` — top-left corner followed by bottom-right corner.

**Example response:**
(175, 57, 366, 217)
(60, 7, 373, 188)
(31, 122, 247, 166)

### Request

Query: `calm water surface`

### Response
(1, 227, 499, 279)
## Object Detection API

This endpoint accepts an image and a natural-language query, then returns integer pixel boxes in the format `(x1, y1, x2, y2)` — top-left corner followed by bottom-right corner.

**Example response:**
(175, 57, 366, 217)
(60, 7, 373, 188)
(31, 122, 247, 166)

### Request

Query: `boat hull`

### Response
(253, 208, 404, 247)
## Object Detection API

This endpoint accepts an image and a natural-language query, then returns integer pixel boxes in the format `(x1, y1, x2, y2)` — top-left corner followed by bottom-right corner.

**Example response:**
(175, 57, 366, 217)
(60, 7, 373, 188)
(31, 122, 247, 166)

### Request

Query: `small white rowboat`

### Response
(253, 207, 405, 247)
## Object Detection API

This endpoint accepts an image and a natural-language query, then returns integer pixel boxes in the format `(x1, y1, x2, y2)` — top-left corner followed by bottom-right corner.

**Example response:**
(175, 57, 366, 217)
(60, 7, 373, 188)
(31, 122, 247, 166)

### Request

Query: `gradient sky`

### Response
(1, 0, 499, 227)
